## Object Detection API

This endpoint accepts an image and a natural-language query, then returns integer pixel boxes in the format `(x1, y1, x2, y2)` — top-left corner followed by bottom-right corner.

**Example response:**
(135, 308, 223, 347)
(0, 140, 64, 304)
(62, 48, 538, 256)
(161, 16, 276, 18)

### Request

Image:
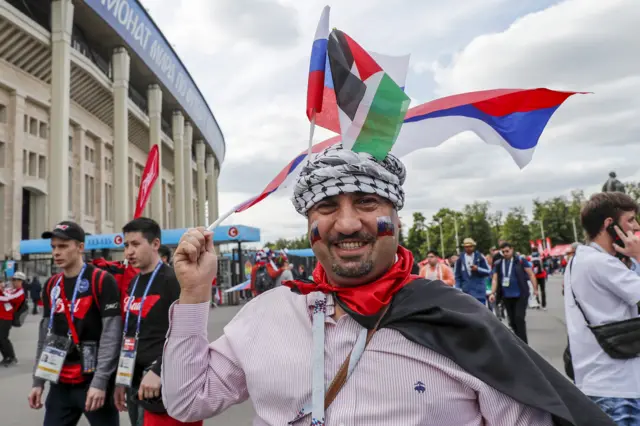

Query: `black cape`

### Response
(338, 279, 614, 426)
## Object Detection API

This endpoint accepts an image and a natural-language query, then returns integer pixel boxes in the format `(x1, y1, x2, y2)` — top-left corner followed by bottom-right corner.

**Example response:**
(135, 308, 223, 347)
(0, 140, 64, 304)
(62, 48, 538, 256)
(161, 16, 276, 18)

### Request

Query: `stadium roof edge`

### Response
(128, 0, 225, 157)
(82, 0, 226, 163)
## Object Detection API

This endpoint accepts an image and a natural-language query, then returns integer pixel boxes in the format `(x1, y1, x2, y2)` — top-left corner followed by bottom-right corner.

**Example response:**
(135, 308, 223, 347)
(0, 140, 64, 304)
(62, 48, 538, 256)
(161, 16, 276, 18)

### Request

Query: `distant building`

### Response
(0, 0, 224, 259)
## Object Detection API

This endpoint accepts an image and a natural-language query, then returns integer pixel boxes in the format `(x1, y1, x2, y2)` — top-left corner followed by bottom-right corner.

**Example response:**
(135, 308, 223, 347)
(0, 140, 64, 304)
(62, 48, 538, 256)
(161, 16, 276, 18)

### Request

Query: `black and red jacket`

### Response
(0, 287, 25, 320)
(42, 265, 120, 384)
(121, 263, 180, 386)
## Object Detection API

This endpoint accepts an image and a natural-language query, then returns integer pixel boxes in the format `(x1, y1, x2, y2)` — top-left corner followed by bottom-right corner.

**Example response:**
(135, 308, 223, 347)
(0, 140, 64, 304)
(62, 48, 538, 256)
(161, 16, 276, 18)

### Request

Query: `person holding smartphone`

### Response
(564, 192, 640, 424)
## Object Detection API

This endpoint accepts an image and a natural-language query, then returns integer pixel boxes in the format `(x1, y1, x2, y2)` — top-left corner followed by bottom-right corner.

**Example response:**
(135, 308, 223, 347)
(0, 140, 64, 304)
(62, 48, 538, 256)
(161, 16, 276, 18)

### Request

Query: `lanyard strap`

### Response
(123, 261, 163, 338)
(291, 297, 388, 425)
(463, 253, 475, 274)
(502, 258, 514, 279)
(48, 264, 87, 344)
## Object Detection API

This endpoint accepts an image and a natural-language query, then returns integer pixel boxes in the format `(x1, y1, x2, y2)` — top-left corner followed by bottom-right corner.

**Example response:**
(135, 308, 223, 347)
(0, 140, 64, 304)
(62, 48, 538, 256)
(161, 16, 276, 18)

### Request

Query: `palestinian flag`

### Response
(327, 29, 410, 161)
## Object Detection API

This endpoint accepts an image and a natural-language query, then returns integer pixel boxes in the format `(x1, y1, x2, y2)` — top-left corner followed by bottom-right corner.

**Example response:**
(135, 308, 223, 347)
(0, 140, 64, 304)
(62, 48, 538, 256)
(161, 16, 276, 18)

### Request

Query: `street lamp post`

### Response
(572, 218, 579, 242)
(453, 215, 460, 254)
(425, 225, 431, 251)
(438, 220, 445, 257)
(534, 219, 546, 250)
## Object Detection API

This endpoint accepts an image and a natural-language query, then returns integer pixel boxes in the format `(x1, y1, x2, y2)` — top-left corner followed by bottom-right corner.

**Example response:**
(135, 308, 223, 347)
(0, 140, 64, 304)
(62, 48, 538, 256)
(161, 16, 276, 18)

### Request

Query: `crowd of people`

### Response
(0, 157, 634, 425)
(158, 144, 617, 426)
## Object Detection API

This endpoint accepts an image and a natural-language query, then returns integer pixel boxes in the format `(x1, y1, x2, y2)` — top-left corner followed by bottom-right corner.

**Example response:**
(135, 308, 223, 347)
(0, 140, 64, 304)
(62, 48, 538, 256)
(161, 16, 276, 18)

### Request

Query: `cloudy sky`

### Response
(143, 0, 640, 243)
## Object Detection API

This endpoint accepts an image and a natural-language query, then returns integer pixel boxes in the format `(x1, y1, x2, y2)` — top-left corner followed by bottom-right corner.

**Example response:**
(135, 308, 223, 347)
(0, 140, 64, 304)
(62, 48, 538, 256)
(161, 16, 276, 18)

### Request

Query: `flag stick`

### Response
(206, 208, 235, 232)
(307, 111, 316, 163)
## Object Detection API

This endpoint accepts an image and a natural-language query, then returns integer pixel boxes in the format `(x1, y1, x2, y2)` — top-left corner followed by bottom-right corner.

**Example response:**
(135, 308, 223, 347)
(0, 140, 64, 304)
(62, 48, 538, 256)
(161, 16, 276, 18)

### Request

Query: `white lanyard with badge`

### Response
(35, 265, 88, 384)
(116, 261, 162, 387)
(502, 258, 514, 288)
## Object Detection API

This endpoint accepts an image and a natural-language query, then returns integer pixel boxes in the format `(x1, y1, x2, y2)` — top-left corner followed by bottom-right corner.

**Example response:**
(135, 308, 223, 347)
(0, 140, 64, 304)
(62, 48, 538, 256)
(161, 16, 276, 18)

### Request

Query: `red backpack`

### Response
(91, 259, 139, 307)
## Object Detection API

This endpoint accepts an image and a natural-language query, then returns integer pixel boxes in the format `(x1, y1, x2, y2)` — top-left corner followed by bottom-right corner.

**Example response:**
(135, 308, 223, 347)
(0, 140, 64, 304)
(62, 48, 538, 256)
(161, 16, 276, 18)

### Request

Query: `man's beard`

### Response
(328, 231, 376, 278)
(331, 258, 374, 278)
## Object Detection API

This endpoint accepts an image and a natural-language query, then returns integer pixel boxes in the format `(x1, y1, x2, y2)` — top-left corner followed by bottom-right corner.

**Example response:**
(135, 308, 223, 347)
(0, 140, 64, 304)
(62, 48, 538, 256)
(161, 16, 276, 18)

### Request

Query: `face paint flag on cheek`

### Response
(377, 216, 395, 237)
(309, 221, 322, 245)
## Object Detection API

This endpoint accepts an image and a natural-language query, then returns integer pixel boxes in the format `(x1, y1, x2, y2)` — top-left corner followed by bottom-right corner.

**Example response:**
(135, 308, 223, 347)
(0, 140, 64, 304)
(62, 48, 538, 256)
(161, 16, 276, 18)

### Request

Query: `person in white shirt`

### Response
(564, 192, 640, 424)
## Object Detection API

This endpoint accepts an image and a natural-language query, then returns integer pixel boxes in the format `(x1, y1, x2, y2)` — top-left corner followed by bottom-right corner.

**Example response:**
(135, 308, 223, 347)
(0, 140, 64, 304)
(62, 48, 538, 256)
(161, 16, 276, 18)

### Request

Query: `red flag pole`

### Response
(133, 144, 160, 219)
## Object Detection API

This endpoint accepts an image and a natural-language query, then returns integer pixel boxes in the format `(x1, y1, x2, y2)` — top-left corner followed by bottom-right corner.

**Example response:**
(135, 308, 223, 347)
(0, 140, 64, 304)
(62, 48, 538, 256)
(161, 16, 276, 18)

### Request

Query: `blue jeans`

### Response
(589, 396, 640, 426)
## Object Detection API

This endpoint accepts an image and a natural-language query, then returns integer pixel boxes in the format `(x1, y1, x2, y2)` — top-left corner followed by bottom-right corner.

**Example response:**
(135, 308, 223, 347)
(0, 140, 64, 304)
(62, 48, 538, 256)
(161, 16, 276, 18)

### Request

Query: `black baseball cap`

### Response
(42, 221, 86, 243)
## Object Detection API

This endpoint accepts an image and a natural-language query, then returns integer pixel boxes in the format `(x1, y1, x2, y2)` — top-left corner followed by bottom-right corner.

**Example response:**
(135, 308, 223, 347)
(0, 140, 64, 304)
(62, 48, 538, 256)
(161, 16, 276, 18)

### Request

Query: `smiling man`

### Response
(161, 145, 613, 426)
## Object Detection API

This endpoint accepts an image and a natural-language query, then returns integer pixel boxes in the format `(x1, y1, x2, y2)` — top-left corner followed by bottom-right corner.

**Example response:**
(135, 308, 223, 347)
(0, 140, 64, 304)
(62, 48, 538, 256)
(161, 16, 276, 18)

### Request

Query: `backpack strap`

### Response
(45, 273, 62, 299)
(98, 269, 106, 294)
(90, 268, 101, 310)
(568, 258, 592, 326)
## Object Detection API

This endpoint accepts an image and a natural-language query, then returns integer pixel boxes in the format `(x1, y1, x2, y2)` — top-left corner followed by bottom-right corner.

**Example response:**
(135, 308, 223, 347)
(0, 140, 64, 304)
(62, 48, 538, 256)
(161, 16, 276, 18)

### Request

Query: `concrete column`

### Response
(147, 84, 163, 226)
(183, 122, 194, 227)
(205, 154, 218, 225)
(48, 0, 74, 226)
(73, 125, 85, 225)
(96, 138, 105, 232)
(112, 46, 130, 231)
(171, 112, 185, 227)
(195, 141, 206, 226)
(8, 92, 25, 259)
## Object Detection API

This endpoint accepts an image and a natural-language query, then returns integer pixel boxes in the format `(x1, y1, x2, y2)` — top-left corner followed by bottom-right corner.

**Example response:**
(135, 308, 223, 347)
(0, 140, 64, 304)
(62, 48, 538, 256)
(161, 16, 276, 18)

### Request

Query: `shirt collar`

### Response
(589, 242, 606, 253)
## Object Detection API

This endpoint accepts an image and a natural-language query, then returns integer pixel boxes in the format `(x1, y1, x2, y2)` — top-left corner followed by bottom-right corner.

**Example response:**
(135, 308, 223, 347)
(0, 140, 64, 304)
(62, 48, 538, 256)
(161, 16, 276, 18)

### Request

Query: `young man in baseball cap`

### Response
(28, 221, 122, 426)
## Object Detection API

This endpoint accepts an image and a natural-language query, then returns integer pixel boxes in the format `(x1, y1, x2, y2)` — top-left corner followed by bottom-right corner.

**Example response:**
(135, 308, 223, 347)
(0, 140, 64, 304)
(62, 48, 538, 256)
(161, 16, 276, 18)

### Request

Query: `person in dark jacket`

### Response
(30, 276, 42, 315)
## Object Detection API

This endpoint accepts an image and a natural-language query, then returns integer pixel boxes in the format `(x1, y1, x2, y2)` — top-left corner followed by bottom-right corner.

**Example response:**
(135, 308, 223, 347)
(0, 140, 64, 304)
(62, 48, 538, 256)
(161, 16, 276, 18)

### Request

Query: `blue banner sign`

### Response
(84, 0, 225, 163)
(20, 226, 261, 255)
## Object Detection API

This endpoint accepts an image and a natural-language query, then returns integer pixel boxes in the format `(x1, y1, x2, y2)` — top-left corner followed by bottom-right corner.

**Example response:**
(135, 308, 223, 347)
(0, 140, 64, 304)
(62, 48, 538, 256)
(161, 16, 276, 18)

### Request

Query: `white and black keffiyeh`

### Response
(292, 144, 406, 215)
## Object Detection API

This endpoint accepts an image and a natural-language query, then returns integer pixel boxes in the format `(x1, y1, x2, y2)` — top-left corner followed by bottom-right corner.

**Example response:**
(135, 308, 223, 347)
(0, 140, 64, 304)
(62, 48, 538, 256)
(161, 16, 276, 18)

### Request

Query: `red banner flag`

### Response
(529, 240, 535, 249)
(134, 144, 160, 219)
(545, 237, 552, 255)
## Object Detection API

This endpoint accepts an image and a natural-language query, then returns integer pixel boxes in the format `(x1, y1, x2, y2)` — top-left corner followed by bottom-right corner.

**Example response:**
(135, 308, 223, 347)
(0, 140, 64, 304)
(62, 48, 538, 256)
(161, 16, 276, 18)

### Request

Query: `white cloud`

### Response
(144, 0, 639, 243)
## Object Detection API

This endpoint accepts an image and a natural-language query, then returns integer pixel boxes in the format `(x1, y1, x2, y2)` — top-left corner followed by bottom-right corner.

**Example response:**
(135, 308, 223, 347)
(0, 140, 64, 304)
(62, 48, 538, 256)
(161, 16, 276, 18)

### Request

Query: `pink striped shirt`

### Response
(162, 287, 552, 425)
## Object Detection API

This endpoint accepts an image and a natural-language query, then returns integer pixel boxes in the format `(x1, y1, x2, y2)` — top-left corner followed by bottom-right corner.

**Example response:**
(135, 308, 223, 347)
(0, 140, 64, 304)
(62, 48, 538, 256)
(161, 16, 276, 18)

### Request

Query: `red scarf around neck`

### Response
(283, 246, 418, 316)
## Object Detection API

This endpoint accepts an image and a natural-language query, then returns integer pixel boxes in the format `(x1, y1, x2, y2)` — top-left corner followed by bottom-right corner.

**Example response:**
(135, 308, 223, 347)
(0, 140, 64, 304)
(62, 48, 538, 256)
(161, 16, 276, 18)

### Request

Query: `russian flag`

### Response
(394, 88, 583, 168)
(219, 88, 581, 222)
(306, 6, 330, 121)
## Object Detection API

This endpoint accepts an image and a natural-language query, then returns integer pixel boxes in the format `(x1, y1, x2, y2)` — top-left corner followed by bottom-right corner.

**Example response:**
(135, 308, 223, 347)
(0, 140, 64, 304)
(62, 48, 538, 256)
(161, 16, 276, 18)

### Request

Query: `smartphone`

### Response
(606, 223, 626, 248)
(606, 222, 629, 262)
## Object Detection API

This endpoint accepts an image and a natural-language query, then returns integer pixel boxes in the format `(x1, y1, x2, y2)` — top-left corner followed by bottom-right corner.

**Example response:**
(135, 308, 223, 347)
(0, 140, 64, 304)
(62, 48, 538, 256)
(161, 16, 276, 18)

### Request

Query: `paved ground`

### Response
(2, 275, 568, 425)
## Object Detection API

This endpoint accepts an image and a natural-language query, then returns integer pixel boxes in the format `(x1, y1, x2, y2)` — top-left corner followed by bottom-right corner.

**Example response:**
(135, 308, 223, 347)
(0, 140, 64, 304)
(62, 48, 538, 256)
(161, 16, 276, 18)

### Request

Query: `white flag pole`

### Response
(307, 111, 316, 163)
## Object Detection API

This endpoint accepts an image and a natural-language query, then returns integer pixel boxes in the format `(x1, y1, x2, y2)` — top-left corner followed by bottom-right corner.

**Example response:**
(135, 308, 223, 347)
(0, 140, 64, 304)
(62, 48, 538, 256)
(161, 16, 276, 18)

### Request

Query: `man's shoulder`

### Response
(573, 245, 613, 270)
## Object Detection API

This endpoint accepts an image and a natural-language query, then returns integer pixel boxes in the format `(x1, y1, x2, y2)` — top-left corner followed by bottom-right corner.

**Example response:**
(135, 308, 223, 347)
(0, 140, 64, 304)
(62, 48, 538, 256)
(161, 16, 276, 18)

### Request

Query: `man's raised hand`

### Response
(174, 227, 218, 304)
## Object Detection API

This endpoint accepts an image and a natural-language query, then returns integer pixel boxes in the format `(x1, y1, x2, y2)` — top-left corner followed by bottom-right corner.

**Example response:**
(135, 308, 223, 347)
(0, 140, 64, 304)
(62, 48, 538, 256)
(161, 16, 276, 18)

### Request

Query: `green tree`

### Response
(264, 234, 311, 250)
(501, 207, 531, 254)
(531, 196, 574, 245)
(431, 208, 462, 257)
(488, 211, 503, 245)
(406, 212, 427, 260)
(461, 202, 493, 253)
(625, 182, 640, 203)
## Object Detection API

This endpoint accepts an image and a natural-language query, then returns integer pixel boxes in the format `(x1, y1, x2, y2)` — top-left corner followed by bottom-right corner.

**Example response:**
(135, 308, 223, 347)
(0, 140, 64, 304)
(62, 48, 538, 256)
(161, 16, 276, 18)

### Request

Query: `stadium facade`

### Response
(0, 0, 224, 259)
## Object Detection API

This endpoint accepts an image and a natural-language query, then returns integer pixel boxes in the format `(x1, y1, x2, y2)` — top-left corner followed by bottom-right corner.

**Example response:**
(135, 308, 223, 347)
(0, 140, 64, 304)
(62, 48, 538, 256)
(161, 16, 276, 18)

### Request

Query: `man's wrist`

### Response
(179, 289, 211, 305)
